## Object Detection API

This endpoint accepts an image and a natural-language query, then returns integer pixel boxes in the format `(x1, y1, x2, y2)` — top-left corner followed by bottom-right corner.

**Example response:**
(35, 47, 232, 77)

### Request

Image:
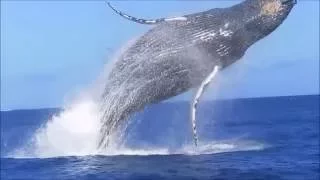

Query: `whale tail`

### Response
(106, 2, 187, 25)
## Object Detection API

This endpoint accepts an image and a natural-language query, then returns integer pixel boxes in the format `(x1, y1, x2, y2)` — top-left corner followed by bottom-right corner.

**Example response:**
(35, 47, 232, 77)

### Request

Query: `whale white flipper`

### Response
(191, 65, 220, 147)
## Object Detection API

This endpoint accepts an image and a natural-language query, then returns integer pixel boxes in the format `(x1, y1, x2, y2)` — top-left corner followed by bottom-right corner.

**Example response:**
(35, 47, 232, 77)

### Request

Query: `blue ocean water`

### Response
(1, 95, 319, 180)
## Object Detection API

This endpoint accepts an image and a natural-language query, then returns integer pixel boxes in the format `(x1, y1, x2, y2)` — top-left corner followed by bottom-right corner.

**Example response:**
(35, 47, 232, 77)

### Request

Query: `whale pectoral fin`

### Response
(107, 2, 187, 25)
(190, 65, 220, 147)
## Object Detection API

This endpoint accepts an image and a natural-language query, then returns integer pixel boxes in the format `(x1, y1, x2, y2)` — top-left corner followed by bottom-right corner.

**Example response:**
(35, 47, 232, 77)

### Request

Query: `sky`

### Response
(1, 0, 319, 110)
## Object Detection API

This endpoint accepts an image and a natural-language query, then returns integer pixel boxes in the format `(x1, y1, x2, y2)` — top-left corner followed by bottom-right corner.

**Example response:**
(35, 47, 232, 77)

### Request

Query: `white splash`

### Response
(10, 94, 101, 158)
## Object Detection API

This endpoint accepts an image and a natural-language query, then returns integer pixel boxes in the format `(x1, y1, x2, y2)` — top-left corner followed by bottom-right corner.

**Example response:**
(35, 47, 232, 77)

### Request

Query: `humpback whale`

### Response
(99, 0, 296, 149)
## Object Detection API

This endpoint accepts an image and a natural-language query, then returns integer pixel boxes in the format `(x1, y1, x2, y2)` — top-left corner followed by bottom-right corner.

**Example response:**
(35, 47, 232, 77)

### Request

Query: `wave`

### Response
(11, 143, 265, 159)
(8, 89, 266, 158)
(8, 88, 266, 158)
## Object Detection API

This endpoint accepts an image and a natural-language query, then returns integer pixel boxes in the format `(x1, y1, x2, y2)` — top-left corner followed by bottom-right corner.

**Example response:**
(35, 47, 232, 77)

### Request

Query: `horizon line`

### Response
(1, 93, 319, 112)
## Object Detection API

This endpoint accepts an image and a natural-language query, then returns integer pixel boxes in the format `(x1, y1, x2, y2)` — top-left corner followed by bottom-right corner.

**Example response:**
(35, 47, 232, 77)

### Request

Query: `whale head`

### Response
(259, 0, 296, 28)
(240, 0, 296, 46)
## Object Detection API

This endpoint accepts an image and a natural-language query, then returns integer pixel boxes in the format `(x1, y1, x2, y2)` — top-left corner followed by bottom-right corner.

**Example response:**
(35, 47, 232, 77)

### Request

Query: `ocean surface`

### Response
(1, 95, 319, 180)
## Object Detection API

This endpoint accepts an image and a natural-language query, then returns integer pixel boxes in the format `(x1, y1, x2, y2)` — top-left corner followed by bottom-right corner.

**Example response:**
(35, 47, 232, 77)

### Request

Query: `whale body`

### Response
(98, 0, 296, 148)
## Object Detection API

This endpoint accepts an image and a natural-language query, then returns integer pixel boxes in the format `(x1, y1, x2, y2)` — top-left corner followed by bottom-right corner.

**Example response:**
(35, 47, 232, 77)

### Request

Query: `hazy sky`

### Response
(1, 1, 319, 110)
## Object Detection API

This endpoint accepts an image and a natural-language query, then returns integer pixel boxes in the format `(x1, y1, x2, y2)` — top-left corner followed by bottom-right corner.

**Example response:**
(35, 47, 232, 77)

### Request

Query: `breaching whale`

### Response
(98, 0, 296, 149)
